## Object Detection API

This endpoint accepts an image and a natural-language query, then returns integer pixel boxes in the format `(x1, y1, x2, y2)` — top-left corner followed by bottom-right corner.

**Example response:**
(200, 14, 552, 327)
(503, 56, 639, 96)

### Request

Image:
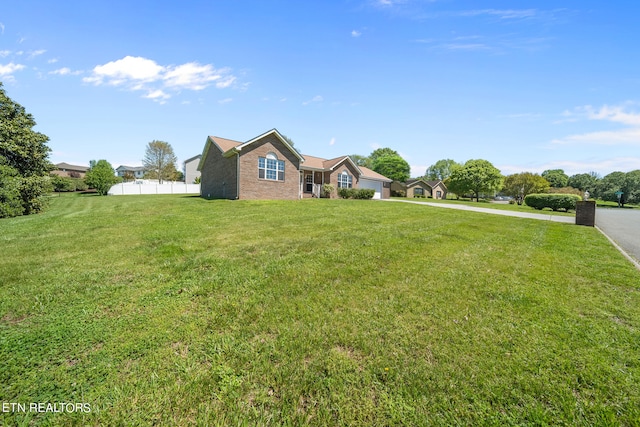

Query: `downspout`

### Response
(236, 152, 240, 199)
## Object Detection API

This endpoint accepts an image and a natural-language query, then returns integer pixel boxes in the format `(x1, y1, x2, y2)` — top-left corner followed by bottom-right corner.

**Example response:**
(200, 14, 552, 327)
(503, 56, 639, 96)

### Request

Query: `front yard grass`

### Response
(1, 194, 639, 426)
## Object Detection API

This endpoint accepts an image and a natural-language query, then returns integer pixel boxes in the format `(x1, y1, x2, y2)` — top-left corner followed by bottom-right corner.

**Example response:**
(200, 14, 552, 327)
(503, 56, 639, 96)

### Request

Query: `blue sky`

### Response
(2, 0, 639, 177)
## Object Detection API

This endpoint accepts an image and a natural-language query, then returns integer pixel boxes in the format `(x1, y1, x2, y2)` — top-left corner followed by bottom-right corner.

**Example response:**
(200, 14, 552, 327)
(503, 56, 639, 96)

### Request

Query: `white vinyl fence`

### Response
(108, 181, 201, 196)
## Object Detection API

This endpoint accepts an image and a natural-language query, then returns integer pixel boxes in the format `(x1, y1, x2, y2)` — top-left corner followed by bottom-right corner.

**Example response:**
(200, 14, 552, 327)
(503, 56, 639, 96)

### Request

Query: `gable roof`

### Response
(359, 166, 393, 182)
(198, 129, 304, 171)
(300, 155, 362, 174)
(116, 165, 145, 172)
(56, 162, 89, 172)
(183, 154, 202, 164)
(405, 178, 446, 189)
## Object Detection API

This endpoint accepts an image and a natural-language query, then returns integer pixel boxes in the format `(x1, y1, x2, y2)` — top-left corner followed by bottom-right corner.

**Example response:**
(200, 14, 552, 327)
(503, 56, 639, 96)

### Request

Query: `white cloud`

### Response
(48, 58, 59, 64)
(551, 128, 640, 146)
(329, 137, 336, 146)
(351, 30, 362, 37)
(83, 56, 237, 102)
(585, 104, 640, 126)
(0, 50, 10, 57)
(302, 95, 323, 106)
(498, 157, 640, 176)
(0, 23, 4, 35)
(84, 56, 164, 86)
(164, 62, 232, 90)
(442, 43, 490, 51)
(28, 49, 46, 59)
(0, 62, 25, 79)
(460, 9, 539, 20)
(552, 103, 640, 146)
(49, 67, 73, 75)
(143, 89, 171, 104)
(218, 98, 233, 104)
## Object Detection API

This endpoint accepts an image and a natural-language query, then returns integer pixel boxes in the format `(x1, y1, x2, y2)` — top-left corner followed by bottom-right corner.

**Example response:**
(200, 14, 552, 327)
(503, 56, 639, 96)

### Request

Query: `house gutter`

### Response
(236, 152, 240, 199)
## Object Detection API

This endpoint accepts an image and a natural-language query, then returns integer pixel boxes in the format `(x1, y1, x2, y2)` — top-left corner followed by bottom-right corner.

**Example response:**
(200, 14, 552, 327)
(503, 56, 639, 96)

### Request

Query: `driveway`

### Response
(596, 207, 640, 264)
(385, 199, 575, 223)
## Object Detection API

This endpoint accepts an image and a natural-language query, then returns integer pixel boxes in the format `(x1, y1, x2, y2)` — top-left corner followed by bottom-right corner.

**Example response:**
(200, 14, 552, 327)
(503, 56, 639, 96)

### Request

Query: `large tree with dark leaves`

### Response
(0, 82, 53, 217)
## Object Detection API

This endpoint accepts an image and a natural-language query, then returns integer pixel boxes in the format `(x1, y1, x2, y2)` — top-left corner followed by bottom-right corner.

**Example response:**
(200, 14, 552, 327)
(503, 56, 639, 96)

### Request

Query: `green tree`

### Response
(349, 154, 372, 168)
(85, 160, 118, 195)
(425, 159, 461, 181)
(622, 170, 640, 205)
(369, 147, 399, 165)
(0, 82, 53, 217)
(567, 172, 600, 196)
(143, 140, 177, 184)
(449, 159, 503, 202)
(541, 169, 568, 188)
(597, 171, 625, 203)
(372, 154, 410, 182)
(502, 172, 550, 205)
(0, 163, 24, 218)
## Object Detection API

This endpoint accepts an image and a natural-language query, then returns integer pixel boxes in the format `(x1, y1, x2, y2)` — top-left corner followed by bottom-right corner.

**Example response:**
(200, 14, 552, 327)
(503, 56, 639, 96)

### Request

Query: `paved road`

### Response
(596, 207, 640, 264)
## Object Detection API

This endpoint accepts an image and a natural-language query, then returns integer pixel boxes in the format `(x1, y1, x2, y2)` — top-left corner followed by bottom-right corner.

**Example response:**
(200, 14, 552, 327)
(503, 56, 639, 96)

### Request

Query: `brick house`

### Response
(52, 162, 89, 178)
(198, 129, 392, 200)
(391, 178, 448, 199)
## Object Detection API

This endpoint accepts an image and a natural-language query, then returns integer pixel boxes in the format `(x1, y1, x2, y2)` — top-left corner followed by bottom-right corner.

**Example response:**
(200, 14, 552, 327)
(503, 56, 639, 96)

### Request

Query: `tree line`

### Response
(1, 83, 184, 218)
(424, 159, 640, 207)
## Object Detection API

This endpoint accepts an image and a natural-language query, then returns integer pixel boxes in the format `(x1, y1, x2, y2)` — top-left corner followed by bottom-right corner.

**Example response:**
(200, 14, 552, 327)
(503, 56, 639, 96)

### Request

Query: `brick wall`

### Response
(237, 134, 301, 200)
(326, 160, 360, 198)
(200, 141, 238, 199)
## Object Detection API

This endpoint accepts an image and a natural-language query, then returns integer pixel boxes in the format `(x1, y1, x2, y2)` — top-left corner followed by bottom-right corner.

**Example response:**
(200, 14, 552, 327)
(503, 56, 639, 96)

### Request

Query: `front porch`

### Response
(300, 170, 327, 198)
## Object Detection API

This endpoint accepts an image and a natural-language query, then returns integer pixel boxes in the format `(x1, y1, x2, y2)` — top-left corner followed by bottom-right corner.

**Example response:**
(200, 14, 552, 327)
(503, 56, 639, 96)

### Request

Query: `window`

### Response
(305, 174, 313, 192)
(414, 187, 424, 196)
(258, 153, 284, 181)
(337, 170, 352, 188)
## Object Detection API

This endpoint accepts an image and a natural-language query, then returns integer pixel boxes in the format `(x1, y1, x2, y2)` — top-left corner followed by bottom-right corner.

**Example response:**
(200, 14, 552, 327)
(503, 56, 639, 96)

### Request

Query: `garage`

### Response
(359, 178, 383, 199)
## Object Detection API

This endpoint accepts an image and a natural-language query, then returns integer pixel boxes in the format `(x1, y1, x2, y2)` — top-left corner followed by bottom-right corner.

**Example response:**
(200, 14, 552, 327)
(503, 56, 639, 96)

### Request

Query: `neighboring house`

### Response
(116, 165, 146, 179)
(52, 162, 89, 178)
(391, 178, 448, 199)
(198, 129, 392, 200)
(183, 154, 202, 184)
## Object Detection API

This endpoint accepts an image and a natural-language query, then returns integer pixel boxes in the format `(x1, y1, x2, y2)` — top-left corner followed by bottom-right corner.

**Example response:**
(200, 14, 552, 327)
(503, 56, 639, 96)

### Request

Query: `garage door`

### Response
(359, 178, 382, 199)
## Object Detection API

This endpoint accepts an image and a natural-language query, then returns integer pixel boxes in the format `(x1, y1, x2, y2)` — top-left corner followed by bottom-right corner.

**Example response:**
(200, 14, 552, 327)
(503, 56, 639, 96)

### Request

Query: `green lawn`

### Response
(1, 194, 640, 426)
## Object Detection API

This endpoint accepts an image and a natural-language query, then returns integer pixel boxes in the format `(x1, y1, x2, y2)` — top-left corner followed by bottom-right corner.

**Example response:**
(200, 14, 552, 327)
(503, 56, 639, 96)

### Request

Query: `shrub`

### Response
(353, 189, 375, 199)
(51, 175, 75, 192)
(72, 178, 88, 191)
(338, 188, 355, 199)
(338, 188, 375, 199)
(524, 193, 581, 211)
(321, 184, 334, 198)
